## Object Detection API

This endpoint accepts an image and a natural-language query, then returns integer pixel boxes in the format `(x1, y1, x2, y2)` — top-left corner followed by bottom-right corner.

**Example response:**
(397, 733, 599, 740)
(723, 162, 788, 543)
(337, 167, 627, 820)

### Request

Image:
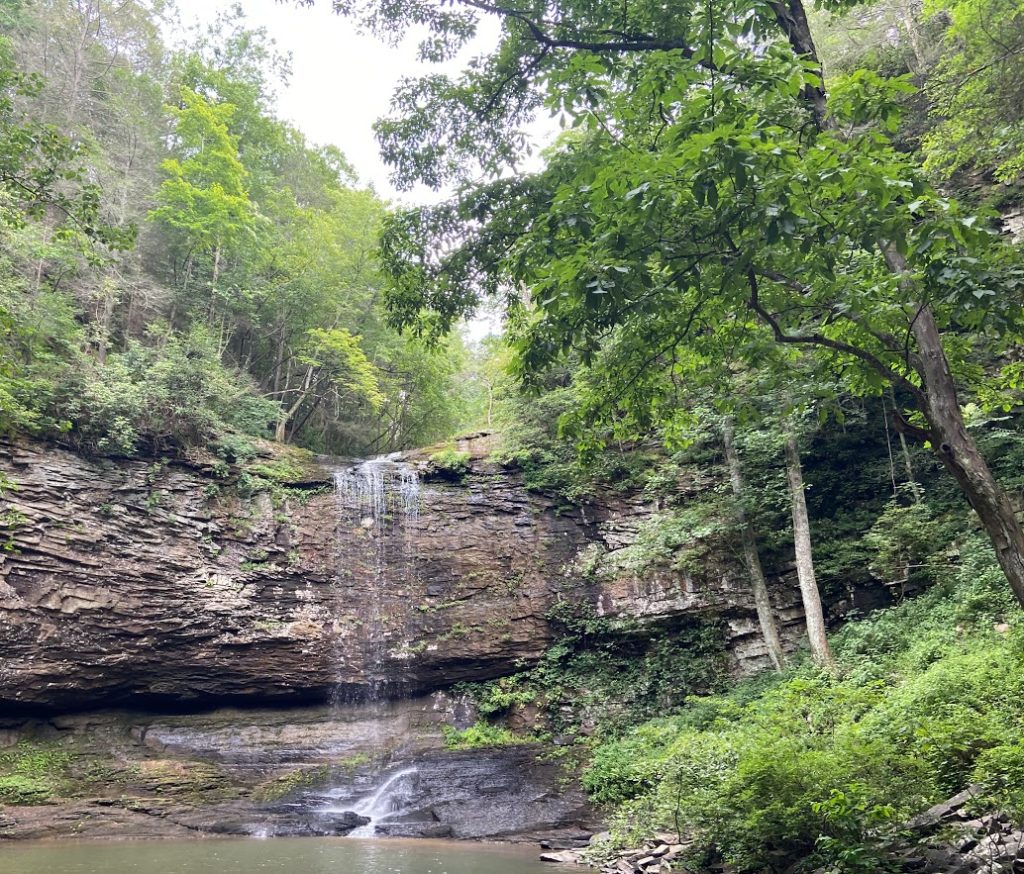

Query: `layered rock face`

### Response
(0, 434, 875, 842)
(0, 434, 833, 712)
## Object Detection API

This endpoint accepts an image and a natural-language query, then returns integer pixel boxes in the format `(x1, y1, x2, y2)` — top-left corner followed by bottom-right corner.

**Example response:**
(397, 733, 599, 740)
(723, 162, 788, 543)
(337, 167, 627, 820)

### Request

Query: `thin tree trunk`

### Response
(896, 3, 927, 71)
(208, 245, 222, 321)
(275, 366, 319, 443)
(723, 418, 787, 671)
(783, 432, 834, 666)
(890, 387, 922, 502)
(881, 394, 899, 496)
(272, 328, 287, 395)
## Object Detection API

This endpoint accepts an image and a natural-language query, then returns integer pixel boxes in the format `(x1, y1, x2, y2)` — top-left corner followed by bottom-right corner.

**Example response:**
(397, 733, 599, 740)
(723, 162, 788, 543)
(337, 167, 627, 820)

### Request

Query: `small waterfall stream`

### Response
(323, 456, 423, 836)
(328, 767, 420, 838)
(331, 455, 421, 701)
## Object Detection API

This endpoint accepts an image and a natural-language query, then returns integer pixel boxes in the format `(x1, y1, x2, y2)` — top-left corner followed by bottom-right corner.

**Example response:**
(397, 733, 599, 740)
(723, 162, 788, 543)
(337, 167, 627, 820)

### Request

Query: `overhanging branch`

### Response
(746, 268, 927, 403)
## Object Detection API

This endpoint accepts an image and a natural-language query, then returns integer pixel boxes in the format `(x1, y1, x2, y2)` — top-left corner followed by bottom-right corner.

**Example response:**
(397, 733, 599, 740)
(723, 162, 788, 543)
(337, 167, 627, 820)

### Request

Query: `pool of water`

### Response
(0, 836, 565, 873)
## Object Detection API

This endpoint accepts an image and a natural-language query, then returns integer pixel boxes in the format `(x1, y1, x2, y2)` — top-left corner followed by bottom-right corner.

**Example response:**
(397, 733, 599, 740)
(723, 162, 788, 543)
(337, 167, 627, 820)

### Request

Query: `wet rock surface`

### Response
(899, 787, 1024, 874)
(0, 696, 594, 842)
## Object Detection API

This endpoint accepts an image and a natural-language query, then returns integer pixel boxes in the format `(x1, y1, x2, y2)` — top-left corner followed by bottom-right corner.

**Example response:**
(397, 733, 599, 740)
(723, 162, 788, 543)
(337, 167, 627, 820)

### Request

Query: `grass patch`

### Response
(442, 721, 531, 749)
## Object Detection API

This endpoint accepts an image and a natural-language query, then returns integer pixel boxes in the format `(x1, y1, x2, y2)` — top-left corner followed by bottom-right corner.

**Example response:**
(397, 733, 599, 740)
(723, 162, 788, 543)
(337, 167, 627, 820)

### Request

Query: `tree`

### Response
(150, 87, 259, 311)
(723, 417, 788, 670)
(783, 429, 834, 666)
(922, 0, 1024, 183)
(315, 0, 1024, 608)
(0, 36, 127, 248)
(274, 326, 383, 443)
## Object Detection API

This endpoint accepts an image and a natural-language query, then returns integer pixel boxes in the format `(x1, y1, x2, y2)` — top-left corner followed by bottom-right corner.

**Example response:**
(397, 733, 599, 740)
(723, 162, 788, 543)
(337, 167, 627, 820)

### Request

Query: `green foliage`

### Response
(0, 742, 72, 806)
(245, 455, 313, 484)
(922, 0, 1024, 182)
(582, 546, 1024, 871)
(150, 87, 258, 259)
(0, 36, 131, 249)
(860, 489, 955, 584)
(0, 5, 476, 460)
(54, 327, 276, 455)
(427, 447, 471, 477)
(442, 721, 529, 749)
(461, 605, 729, 741)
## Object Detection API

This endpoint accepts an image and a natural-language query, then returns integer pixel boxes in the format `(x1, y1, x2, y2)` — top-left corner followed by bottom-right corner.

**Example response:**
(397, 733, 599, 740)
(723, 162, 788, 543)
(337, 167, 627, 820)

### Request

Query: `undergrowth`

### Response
(582, 534, 1024, 872)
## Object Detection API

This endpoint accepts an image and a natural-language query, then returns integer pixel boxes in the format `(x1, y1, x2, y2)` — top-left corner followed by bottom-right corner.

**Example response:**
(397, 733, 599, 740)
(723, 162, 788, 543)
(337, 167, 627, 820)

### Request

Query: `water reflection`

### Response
(0, 837, 559, 874)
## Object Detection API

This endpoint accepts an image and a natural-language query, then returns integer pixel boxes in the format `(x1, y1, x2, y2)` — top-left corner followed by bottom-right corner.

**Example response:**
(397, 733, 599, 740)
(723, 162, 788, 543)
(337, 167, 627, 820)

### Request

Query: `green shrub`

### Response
(53, 327, 277, 455)
(428, 448, 472, 478)
(581, 547, 1024, 872)
(442, 721, 529, 749)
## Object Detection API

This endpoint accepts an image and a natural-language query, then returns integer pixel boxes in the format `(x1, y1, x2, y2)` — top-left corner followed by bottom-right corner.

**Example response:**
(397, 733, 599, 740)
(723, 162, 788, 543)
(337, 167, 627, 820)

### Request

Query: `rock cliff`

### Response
(0, 433, 886, 842)
(0, 434, 838, 712)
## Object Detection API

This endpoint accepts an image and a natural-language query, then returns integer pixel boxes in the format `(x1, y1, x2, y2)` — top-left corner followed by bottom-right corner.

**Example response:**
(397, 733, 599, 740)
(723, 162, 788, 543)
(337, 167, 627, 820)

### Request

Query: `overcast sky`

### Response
(170, 0, 504, 204)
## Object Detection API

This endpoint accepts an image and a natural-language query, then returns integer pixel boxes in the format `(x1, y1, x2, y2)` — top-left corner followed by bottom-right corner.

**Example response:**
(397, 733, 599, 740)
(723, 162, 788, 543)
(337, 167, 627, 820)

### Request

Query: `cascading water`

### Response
(325, 767, 420, 838)
(331, 456, 421, 702)
(320, 456, 423, 837)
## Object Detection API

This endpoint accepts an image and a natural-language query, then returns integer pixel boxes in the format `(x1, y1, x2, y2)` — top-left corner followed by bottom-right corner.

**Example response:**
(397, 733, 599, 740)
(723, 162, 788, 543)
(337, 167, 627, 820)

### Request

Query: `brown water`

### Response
(0, 836, 565, 873)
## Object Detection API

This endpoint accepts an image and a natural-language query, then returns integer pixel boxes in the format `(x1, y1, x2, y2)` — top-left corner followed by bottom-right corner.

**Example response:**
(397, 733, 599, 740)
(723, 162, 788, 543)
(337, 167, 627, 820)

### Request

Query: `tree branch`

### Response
(746, 268, 927, 403)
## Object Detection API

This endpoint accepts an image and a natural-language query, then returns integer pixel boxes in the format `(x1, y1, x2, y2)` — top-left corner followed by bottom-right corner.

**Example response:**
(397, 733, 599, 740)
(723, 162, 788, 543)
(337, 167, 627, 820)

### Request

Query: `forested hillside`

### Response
(0, 0, 476, 459)
(3, 0, 1024, 870)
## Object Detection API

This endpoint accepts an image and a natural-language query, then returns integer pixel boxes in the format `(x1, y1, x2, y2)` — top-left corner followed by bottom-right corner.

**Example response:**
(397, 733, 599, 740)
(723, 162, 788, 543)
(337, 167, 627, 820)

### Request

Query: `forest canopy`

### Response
(0, 0, 479, 458)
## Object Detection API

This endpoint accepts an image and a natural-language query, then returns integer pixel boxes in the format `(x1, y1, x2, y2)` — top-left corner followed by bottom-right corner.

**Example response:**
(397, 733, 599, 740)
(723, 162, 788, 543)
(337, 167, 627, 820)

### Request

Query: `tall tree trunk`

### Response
(783, 432, 834, 666)
(723, 419, 787, 671)
(272, 327, 287, 395)
(275, 366, 319, 443)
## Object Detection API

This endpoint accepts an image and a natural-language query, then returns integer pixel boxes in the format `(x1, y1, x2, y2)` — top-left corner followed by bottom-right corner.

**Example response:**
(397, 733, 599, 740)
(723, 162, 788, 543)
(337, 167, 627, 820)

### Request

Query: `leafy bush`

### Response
(428, 448, 471, 478)
(53, 327, 277, 455)
(459, 606, 729, 742)
(442, 721, 528, 749)
(581, 544, 1024, 871)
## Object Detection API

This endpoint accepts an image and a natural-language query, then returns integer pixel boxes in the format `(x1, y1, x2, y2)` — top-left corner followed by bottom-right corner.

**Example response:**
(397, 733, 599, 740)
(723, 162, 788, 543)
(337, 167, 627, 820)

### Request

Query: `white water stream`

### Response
(331, 456, 421, 702)
(332, 767, 420, 838)
(324, 458, 423, 836)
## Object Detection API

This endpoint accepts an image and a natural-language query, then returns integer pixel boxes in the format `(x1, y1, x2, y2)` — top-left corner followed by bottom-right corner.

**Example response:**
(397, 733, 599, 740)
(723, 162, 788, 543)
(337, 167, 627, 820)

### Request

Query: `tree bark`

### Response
(906, 302, 1024, 608)
(783, 432, 834, 666)
(275, 365, 320, 443)
(723, 418, 787, 671)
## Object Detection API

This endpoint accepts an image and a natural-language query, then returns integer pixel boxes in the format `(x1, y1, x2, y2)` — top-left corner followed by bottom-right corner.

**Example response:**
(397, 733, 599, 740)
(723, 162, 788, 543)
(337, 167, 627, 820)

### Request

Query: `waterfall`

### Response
(331, 456, 421, 702)
(328, 767, 420, 838)
(321, 456, 423, 838)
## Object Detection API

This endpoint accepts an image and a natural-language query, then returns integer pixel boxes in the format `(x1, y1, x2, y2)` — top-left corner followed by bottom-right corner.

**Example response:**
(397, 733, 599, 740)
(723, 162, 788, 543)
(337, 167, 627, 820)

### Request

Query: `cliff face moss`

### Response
(251, 766, 331, 802)
(0, 743, 72, 805)
(456, 607, 731, 743)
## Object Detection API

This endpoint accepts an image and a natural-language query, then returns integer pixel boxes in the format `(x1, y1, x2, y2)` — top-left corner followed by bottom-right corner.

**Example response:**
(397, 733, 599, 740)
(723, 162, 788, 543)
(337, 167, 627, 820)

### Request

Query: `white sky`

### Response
(170, 0, 506, 204)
